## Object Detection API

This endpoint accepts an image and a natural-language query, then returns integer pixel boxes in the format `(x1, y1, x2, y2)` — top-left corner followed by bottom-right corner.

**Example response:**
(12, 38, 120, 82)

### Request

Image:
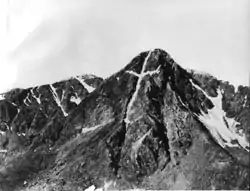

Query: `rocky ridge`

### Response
(0, 49, 249, 190)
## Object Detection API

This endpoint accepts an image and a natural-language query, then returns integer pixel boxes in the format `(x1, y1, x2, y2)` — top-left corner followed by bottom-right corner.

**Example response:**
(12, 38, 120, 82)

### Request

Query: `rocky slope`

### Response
(0, 49, 249, 190)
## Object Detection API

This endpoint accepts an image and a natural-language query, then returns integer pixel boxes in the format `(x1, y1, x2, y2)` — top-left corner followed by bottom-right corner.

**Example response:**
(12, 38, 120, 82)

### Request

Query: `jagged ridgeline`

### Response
(0, 49, 249, 191)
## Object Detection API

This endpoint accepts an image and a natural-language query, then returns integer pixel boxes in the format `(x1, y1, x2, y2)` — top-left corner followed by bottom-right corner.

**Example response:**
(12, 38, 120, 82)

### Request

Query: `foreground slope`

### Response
(0, 49, 249, 190)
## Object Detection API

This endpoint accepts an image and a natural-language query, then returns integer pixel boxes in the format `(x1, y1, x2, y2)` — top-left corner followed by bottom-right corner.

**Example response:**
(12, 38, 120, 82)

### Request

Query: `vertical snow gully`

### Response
(105, 52, 147, 176)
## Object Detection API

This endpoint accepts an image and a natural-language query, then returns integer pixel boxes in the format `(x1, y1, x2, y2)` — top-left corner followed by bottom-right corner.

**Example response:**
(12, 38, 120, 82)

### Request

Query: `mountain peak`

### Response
(0, 49, 249, 190)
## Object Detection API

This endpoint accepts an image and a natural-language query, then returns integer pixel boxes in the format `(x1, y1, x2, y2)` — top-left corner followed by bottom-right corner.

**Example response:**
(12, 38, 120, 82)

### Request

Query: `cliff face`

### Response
(0, 49, 249, 191)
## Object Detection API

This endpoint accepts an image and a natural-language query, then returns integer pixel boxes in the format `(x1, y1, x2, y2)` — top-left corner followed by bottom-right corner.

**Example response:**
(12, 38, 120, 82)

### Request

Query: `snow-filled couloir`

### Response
(189, 79, 249, 152)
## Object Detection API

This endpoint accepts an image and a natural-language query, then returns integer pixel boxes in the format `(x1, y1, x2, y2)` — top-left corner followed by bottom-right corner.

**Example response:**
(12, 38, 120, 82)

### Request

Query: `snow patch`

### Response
(70, 95, 81, 105)
(17, 132, 25, 137)
(31, 88, 41, 104)
(61, 90, 66, 101)
(126, 66, 161, 78)
(81, 125, 100, 134)
(0, 149, 7, 153)
(82, 120, 113, 134)
(190, 79, 249, 151)
(243, 95, 248, 108)
(84, 185, 95, 191)
(26, 96, 31, 103)
(124, 118, 131, 125)
(0, 130, 5, 135)
(75, 77, 95, 93)
(126, 70, 140, 77)
(11, 102, 17, 106)
(84, 180, 114, 191)
(49, 85, 68, 117)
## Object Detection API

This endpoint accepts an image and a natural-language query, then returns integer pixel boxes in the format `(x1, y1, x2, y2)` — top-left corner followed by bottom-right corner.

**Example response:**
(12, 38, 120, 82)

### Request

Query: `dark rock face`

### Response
(0, 49, 249, 191)
(0, 75, 103, 151)
(0, 100, 18, 124)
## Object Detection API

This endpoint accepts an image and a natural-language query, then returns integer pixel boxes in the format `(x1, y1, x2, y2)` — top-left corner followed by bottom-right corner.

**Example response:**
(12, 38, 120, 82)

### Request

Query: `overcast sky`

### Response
(0, 0, 249, 93)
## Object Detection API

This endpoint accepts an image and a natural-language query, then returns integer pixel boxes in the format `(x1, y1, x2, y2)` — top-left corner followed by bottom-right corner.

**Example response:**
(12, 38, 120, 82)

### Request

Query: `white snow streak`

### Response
(82, 120, 113, 134)
(177, 95, 189, 110)
(243, 95, 248, 108)
(0, 130, 5, 135)
(40, 108, 49, 118)
(70, 95, 81, 105)
(44, 112, 48, 118)
(22, 95, 30, 106)
(0, 149, 7, 153)
(124, 50, 156, 126)
(75, 77, 95, 93)
(23, 98, 30, 106)
(190, 79, 249, 151)
(31, 89, 41, 104)
(144, 65, 161, 76)
(62, 90, 66, 101)
(126, 66, 161, 78)
(131, 129, 151, 160)
(49, 85, 68, 117)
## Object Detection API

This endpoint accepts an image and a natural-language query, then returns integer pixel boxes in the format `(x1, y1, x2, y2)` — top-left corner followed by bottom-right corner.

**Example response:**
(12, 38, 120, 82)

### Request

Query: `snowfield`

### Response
(70, 95, 81, 105)
(190, 79, 249, 151)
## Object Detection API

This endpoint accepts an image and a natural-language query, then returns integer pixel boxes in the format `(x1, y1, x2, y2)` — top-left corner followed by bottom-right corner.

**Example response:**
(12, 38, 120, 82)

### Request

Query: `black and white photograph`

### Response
(0, 0, 249, 190)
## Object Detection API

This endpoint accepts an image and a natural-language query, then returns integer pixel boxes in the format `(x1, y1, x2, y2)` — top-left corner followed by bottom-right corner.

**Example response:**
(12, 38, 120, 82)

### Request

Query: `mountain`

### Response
(0, 49, 249, 190)
(0, 74, 103, 150)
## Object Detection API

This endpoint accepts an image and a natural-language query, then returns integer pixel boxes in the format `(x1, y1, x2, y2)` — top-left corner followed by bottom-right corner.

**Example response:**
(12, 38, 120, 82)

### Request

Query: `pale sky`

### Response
(0, 0, 249, 93)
